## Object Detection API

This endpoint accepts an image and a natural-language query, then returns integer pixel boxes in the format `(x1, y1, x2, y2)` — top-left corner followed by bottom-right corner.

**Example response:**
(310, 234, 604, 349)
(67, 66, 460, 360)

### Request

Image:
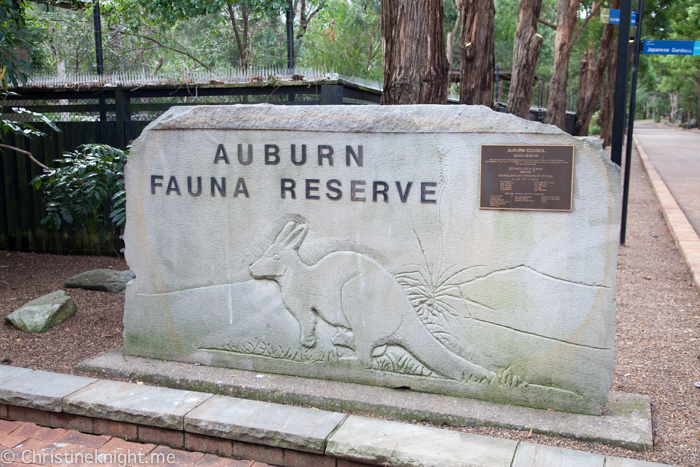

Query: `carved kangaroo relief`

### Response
(249, 220, 495, 382)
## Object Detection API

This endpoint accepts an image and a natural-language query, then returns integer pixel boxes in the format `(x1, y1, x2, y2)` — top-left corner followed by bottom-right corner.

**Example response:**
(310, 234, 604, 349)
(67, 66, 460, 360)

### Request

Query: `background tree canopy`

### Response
(3, 0, 698, 125)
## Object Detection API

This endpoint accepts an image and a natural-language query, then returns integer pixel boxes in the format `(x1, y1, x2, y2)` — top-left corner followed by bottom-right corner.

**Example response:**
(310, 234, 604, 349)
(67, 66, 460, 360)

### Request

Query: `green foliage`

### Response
(31, 144, 129, 241)
(1, 92, 59, 138)
(28, 0, 305, 75)
(637, 0, 700, 124)
(134, 0, 287, 24)
(493, 0, 520, 70)
(297, 0, 381, 80)
(0, 0, 35, 86)
(0, 91, 61, 166)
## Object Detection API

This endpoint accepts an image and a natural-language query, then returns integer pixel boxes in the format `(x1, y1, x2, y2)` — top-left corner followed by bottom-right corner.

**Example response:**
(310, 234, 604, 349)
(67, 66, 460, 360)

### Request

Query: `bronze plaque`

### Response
(479, 145, 574, 211)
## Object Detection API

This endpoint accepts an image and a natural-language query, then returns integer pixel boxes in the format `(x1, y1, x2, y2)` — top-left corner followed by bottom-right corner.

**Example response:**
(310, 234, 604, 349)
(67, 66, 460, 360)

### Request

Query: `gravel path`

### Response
(0, 146, 698, 465)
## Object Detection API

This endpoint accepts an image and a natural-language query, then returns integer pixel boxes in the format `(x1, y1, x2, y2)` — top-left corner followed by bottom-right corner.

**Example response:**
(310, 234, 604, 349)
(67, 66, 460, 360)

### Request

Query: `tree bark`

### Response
(506, 0, 544, 118)
(293, 0, 322, 42)
(573, 46, 595, 133)
(227, 2, 249, 68)
(599, 49, 616, 148)
(381, 0, 449, 105)
(459, 0, 495, 106)
(544, 0, 578, 129)
(572, 0, 618, 136)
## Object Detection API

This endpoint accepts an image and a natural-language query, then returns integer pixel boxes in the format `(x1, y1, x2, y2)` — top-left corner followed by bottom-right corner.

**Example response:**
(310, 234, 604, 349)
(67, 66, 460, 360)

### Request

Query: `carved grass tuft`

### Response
(216, 341, 341, 364)
(370, 346, 437, 377)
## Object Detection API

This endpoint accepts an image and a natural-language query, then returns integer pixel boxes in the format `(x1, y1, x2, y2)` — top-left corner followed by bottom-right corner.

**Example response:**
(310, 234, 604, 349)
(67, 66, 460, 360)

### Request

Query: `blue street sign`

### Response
(643, 40, 700, 56)
(604, 9, 637, 26)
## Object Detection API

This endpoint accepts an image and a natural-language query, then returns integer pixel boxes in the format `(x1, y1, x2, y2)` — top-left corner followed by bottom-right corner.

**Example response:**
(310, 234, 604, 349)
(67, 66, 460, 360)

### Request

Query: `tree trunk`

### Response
(544, 0, 579, 129)
(572, 0, 618, 136)
(294, 0, 323, 43)
(599, 49, 616, 148)
(227, 2, 250, 69)
(381, 0, 449, 105)
(573, 46, 595, 133)
(506, 0, 544, 119)
(459, 0, 495, 106)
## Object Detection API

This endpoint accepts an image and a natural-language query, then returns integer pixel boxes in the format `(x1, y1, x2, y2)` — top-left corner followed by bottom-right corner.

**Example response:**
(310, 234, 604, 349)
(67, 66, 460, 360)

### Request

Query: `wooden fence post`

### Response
(320, 85, 344, 105)
(115, 89, 131, 149)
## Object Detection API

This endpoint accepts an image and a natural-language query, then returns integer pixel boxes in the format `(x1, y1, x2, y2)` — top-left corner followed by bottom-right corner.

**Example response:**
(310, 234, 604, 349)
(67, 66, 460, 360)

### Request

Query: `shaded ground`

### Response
(0, 146, 698, 465)
(0, 253, 126, 374)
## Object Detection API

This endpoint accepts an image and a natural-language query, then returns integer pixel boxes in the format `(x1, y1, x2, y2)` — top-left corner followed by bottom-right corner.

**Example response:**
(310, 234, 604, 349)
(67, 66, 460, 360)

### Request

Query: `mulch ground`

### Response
(0, 253, 126, 374)
(0, 147, 698, 465)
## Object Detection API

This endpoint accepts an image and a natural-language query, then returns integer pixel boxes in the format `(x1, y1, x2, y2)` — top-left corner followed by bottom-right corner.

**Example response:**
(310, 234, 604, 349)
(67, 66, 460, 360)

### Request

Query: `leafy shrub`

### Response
(31, 144, 128, 241)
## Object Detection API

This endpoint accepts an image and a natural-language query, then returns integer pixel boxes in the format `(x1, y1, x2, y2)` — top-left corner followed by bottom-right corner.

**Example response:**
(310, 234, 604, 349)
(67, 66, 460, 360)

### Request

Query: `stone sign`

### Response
(123, 105, 621, 415)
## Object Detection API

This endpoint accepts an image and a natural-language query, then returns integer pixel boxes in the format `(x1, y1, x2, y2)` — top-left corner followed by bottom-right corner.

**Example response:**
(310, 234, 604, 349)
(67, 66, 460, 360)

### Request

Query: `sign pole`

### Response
(286, 0, 295, 69)
(93, 1, 106, 124)
(93, 1, 104, 76)
(620, 0, 644, 245)
(610, 0, 632, 167)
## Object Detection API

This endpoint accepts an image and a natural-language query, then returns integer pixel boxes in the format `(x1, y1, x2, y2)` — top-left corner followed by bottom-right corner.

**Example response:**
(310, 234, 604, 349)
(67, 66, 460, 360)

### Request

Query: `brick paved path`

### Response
(0, 419, 271, 467)
(634, 124, 700, 236)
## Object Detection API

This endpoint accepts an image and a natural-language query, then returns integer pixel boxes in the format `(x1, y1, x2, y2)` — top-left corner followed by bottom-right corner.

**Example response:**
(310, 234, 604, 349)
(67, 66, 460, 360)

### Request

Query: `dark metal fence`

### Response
(0, 79, 381, 255)
(1, 77, 575, 255)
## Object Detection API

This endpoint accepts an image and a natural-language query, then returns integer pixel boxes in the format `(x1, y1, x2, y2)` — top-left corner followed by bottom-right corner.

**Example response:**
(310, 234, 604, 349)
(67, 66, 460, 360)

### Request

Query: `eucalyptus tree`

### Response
(572, 0, 618, 136)
(0, 0, 61, 172)
(298, 0, 381, 80)
(507, 0, 544, 118)
(662, 0, 700, 125)
(544, 0, 601, 130)
(133, 0, 324, 69)
(381, 0, 449, 104)
(458, 0, 495, 106)
(131, 0, 286, 69)
(0, 0, 34, 85)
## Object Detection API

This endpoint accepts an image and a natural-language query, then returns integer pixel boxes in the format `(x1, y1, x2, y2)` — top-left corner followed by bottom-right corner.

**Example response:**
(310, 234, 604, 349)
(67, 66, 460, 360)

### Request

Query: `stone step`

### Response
(0, 365, 677, 467)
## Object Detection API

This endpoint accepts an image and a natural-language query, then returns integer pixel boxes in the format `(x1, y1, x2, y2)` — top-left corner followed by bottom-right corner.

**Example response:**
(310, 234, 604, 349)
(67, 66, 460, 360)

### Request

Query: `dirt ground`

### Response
(0, 253, 126, 374)
(0, 147, 698, 465)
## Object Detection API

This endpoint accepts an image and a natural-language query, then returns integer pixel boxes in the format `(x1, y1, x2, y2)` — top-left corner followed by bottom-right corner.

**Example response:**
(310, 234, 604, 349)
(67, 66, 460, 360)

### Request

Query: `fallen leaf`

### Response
(526, 428, 533, 438)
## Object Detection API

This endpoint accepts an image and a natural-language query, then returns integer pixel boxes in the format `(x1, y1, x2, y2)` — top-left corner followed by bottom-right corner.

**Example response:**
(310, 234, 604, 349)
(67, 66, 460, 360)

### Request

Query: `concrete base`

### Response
(78, 348, 652, 451)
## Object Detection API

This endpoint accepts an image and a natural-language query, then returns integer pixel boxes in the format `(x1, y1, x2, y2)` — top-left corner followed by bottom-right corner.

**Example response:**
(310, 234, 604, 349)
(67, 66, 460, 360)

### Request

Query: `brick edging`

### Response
(0, 403, 371, 467)
(634, 136, 700, 294)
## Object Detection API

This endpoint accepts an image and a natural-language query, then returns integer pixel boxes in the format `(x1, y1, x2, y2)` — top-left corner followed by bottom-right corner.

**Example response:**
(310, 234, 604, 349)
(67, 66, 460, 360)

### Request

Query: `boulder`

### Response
(65, 269, 135, 294)
(123, 104, 621, 415)
(5, 290, 77, 333)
